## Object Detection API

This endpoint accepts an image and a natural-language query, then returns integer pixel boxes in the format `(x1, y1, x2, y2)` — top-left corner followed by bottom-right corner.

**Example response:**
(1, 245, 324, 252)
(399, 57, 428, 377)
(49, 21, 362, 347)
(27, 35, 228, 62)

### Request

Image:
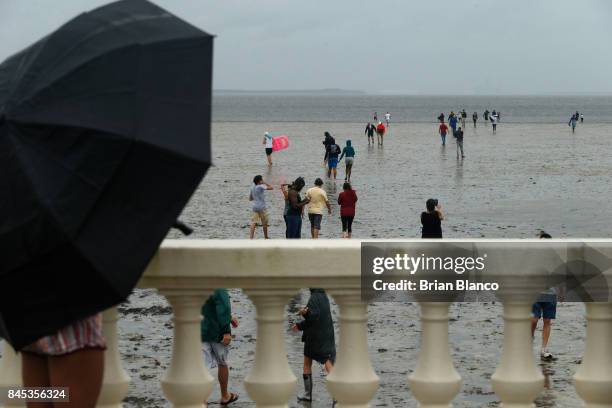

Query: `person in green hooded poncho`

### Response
(338, 140, 356, 182)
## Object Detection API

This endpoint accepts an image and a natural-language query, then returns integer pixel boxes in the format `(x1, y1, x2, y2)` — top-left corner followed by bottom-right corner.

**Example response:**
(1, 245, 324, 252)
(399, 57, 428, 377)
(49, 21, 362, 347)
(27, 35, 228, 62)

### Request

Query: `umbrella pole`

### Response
(0, 342, 25, 407)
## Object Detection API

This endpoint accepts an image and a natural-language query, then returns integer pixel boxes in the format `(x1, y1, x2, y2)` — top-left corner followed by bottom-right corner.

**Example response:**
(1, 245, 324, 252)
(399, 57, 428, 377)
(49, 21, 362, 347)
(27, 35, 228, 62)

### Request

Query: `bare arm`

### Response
(436, 205, 445, 220)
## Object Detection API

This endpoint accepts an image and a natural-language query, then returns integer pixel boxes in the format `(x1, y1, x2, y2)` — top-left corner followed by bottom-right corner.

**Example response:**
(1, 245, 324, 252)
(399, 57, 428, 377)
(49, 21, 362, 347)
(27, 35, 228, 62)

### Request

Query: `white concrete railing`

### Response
(1, 239, 611, 408)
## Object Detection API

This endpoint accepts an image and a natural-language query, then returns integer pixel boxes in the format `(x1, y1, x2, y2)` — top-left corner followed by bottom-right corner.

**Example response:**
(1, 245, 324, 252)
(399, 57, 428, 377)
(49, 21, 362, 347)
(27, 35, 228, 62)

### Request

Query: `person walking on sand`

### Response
(286, 177, 309, 239)
(438, 112, 445, 123)
(448, 112, 458, 135)
(454, 125, 465, 158)
(322, 131, 334, 166)
(438, 120, 449, 146)
(421, 198, 444, 238)
(580, 113, 584, 123)
(376, 121, 386, 146)
(249, 175, 273, 239)
(531, 231, 564, 361)
(460, 109, 467, 127)
(327, 139, 342, 179)
(373, 111, 378, 122)
(338, 140, 356, 182)
(306, 178, 331, 239)
(483, 109, 490, 124)
(490, 111, 498, 133)
(263, 131, 273, 165)
(338, 182, 357, 238)
(365, 122, 376, 145)
(385, 111, 391, 127)
(201, 289, 240, 406)
(472, 111, 478, 127)
(292, 288, 336, 403)
(568, 114, 578, 133)
(281, 183, 292, 238)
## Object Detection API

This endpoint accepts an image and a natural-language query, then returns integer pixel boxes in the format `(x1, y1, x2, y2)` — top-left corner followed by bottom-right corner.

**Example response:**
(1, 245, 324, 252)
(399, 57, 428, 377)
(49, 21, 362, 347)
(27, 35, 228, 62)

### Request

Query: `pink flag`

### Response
(272, 135, 289, 152)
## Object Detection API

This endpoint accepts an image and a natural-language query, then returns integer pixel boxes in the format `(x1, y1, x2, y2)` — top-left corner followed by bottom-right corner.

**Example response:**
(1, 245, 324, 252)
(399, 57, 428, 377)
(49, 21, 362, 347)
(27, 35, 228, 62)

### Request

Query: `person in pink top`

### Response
(337, 182, 358, 238)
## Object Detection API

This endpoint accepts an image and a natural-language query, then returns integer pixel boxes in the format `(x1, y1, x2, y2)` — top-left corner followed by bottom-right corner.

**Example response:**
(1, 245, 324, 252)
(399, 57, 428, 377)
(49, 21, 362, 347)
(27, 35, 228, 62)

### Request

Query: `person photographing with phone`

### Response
(421, 198, 445, 238)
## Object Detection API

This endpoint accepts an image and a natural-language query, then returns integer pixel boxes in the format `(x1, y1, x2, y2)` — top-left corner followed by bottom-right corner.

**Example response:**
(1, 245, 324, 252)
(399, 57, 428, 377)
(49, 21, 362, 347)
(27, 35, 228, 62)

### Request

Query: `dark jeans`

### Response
(341, 216, 354, 233)
(286, 215, 302, 239)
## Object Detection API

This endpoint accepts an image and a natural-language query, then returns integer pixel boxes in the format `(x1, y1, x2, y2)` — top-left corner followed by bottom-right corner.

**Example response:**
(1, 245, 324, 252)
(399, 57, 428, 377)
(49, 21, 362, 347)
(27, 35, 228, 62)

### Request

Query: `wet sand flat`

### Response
(2, 121, 604, 407)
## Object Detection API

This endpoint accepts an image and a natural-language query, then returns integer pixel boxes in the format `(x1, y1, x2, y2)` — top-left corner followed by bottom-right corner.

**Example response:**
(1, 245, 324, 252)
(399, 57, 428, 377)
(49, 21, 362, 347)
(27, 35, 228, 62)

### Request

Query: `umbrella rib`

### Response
(9, 127, 122, 191)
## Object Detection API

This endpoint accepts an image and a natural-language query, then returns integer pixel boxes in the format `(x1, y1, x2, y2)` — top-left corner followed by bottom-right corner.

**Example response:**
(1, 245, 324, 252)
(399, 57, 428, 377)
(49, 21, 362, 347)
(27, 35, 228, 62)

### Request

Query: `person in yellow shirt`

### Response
(305, 178, 331, 239)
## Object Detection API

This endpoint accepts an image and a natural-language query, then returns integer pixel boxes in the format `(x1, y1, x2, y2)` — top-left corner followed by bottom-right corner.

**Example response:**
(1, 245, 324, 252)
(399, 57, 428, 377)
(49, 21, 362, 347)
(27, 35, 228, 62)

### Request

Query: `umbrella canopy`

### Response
(0, 0, 213, 349)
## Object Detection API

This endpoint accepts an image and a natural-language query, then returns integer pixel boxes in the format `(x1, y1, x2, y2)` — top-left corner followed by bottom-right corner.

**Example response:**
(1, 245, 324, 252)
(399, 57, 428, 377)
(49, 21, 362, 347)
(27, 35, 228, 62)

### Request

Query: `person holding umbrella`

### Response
(0, 2, 215, 406)
(21, 316, 106, 407)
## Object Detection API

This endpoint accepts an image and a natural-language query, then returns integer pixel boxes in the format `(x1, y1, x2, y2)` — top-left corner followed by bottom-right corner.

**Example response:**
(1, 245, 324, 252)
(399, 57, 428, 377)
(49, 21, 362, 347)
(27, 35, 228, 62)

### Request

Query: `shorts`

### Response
(328, 157, 338, 169)
(251, 209, 269, 225)
(345, 157, 354, 166)
(305, 350, 336, 365)
(22, 314, 106, 356)
(341, 215, 354, 233)
(532, 301, 557, 319)
(308, 213, 322, 230)
(203, 342, 229, 369)
(265, 148, 273, 156)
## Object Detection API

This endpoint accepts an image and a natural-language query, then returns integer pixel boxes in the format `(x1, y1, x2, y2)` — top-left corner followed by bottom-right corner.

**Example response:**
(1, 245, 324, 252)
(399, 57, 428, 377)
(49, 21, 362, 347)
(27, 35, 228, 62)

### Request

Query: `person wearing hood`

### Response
(338, 140, 356, 182)
(322, 132, 334, 166)
(292, 288, 336, 403)
(327, 139, 342, 179)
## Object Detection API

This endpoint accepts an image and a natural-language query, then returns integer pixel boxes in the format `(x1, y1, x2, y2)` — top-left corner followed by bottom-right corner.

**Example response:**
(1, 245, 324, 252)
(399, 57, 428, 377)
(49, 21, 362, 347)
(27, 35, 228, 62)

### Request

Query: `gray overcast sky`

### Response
(1, 0, 611, 94)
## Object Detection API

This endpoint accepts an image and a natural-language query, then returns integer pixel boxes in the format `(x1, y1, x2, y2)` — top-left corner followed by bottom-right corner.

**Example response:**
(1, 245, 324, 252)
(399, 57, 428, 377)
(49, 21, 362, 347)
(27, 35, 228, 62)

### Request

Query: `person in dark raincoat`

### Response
(292, 288, 336, 403)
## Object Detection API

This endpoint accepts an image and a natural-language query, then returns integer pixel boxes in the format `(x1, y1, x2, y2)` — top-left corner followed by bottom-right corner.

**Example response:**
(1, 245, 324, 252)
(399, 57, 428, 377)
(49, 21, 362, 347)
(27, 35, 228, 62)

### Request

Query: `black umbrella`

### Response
(0, 0, 213, 349)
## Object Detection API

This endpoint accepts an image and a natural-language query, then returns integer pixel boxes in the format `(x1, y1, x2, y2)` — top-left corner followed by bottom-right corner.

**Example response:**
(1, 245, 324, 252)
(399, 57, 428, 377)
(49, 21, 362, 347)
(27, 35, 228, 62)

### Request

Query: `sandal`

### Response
(221, 393, 239, 406)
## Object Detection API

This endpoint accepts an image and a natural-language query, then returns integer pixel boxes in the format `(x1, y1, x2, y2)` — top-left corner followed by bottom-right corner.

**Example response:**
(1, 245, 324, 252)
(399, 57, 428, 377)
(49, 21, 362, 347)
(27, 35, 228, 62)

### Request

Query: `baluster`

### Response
(491, 302, 544, 408)
(244, 289, 297, 408)
(161, 291, 214, 408)
(408, 302, 461, 408)
(0, 342, 25, 408)
(97, 307, 130, 408)
(326, 291, 379, 408)
(574, 302, 612, 408)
